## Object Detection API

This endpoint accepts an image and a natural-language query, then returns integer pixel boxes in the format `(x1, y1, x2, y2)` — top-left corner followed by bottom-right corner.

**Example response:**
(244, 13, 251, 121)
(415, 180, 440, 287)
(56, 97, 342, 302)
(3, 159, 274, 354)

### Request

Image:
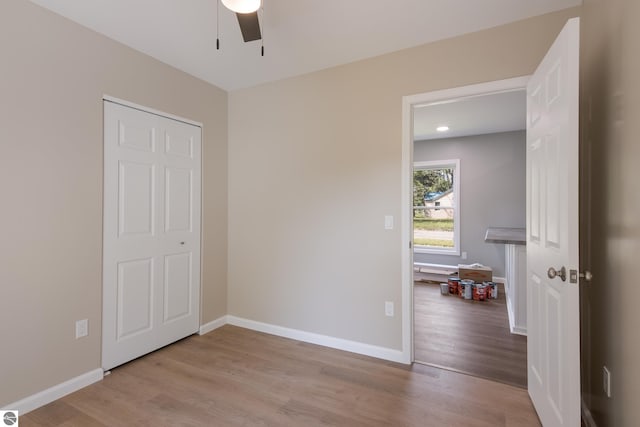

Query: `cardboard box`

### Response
(458, 264, 493, 283)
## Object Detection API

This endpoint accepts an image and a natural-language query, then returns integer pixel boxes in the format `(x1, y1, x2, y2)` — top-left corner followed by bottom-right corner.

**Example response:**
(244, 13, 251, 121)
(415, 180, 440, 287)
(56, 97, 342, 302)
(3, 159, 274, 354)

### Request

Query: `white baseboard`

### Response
(4, 315, 404, 415)
(202, 315, 407, 363)
(226, 315, 407, 364)
(506, 306, 527, 336)
(510, 325, 527, 336)
(2, 369, 103, 415)
(198, 315, 228, 335)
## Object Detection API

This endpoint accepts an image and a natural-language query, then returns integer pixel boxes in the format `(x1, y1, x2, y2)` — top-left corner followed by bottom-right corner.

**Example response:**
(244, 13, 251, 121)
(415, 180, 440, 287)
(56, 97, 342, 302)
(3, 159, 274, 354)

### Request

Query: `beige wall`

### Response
(228, 8, 580, 350)
(0, 0, 227, 406)
(580, 0, 640, 425)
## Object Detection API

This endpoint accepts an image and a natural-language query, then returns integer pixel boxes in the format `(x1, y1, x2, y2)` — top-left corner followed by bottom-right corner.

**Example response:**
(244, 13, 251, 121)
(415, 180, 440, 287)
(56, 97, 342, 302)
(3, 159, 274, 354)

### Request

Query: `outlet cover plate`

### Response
(385, 301, 394, 317)
(76, 319, 88, 339)
(384, 215, 394, 230)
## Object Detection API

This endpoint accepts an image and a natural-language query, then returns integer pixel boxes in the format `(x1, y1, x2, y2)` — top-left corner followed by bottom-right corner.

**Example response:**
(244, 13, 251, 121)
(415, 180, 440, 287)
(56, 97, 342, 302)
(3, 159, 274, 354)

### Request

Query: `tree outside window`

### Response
(413, 160, 460, 255)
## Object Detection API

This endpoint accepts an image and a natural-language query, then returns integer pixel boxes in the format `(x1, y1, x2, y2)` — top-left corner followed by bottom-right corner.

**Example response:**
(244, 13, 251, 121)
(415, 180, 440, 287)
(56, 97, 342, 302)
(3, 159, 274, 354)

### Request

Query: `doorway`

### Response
(400, 77, 530, 387)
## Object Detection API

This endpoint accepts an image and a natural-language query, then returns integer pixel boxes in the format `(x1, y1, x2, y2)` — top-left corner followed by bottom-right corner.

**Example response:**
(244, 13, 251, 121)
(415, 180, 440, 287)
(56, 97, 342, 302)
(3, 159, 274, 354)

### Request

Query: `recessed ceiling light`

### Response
(436, 126, 450, 132)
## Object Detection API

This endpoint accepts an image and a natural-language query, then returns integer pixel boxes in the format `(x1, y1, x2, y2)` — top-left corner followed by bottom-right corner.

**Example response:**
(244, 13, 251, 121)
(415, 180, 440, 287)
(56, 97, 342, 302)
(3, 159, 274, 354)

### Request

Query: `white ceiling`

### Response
(29, 0, 581, 91)
(414, 90, 526, 141)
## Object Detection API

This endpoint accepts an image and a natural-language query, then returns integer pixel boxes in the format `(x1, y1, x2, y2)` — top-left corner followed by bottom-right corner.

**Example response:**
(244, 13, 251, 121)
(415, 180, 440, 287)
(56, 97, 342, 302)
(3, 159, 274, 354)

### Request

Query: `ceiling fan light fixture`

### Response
(221, 0, 261, 14)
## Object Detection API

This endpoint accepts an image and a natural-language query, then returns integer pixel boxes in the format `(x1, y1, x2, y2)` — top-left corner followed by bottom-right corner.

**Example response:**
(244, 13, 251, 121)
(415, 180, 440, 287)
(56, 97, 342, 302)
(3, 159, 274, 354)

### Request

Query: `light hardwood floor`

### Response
(414, 282, 528, 388)
(22, 325, 540, 426)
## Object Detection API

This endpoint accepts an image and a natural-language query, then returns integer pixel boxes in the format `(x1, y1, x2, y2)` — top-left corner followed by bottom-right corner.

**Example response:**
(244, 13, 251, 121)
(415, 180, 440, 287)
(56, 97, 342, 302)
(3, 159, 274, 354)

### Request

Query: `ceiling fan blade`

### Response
(236, 12, 262, 42)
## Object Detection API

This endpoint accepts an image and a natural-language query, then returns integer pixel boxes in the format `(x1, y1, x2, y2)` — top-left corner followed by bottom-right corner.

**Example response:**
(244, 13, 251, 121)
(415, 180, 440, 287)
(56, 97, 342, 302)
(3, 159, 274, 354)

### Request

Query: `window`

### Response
(413, 159, 460, 255)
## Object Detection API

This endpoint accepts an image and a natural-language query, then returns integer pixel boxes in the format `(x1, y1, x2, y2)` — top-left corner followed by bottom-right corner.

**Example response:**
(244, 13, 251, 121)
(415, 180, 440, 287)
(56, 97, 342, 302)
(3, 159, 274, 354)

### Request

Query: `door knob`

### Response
(547, 266, 567, 282)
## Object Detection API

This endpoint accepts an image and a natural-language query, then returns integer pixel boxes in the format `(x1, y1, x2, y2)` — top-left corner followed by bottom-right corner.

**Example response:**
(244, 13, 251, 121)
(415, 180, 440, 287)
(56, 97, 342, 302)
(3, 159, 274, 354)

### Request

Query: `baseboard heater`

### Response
(413, 262, 458, 281)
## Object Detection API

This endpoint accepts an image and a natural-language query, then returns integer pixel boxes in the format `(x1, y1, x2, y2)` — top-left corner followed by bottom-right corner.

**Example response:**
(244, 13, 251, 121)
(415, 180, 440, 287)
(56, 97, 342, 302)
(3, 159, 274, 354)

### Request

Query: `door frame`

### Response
(103, 95, 203, 128)
(400, 76, 531, 363)
(101, 95, 204, 367)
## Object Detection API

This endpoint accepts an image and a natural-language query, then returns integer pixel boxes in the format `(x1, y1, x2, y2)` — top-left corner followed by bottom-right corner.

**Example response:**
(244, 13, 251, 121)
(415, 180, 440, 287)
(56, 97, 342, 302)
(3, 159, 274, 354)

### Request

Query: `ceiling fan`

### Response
(220, 0, 262, 43)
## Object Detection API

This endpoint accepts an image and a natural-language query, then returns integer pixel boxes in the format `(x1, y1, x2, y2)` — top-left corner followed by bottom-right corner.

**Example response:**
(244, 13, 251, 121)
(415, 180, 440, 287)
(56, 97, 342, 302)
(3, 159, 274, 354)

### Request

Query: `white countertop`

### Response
(484, 227, 526, 245)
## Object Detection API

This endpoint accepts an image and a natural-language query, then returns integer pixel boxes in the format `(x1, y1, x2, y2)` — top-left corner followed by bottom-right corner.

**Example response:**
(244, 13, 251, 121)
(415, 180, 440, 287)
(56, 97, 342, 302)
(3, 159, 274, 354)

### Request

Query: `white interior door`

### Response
(103, 100, 201, 371)
(526, 18, 580, 426)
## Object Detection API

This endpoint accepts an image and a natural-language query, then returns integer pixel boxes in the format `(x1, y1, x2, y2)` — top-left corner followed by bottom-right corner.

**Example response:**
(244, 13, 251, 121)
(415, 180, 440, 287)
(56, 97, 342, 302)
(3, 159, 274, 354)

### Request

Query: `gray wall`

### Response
(413, 131, 526, 277)
(580, 0, 640, 425)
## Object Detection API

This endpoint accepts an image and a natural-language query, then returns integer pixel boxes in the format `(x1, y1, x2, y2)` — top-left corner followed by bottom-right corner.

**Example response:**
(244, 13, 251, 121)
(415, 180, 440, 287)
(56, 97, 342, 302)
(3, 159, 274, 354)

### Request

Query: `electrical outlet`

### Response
(76, 319, 88, 339)
(603, 366, 611, 398)
(461, 251, 468, 260)
(385, 301, 394, 317)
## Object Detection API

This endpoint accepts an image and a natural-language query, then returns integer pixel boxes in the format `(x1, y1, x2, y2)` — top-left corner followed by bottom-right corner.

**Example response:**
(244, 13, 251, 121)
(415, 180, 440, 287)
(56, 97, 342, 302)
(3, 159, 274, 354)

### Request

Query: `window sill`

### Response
(414, 246, 460, 256)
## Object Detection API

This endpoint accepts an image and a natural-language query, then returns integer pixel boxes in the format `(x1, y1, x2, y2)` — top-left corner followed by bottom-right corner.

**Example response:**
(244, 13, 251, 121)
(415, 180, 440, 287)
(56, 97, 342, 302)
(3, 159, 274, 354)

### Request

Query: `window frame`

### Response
(413, 159, 461, 256)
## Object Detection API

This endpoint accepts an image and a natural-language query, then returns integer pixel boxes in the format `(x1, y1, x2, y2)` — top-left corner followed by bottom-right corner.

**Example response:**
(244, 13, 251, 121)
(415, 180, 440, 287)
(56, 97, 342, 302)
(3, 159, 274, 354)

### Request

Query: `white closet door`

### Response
(103, 101, 201, 371)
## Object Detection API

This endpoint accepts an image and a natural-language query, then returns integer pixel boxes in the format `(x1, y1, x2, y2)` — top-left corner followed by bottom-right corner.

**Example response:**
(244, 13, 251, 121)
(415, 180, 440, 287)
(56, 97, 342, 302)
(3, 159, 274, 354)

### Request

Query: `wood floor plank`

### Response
(21, 325, 539, 426)
(413, 282, 528, 387)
